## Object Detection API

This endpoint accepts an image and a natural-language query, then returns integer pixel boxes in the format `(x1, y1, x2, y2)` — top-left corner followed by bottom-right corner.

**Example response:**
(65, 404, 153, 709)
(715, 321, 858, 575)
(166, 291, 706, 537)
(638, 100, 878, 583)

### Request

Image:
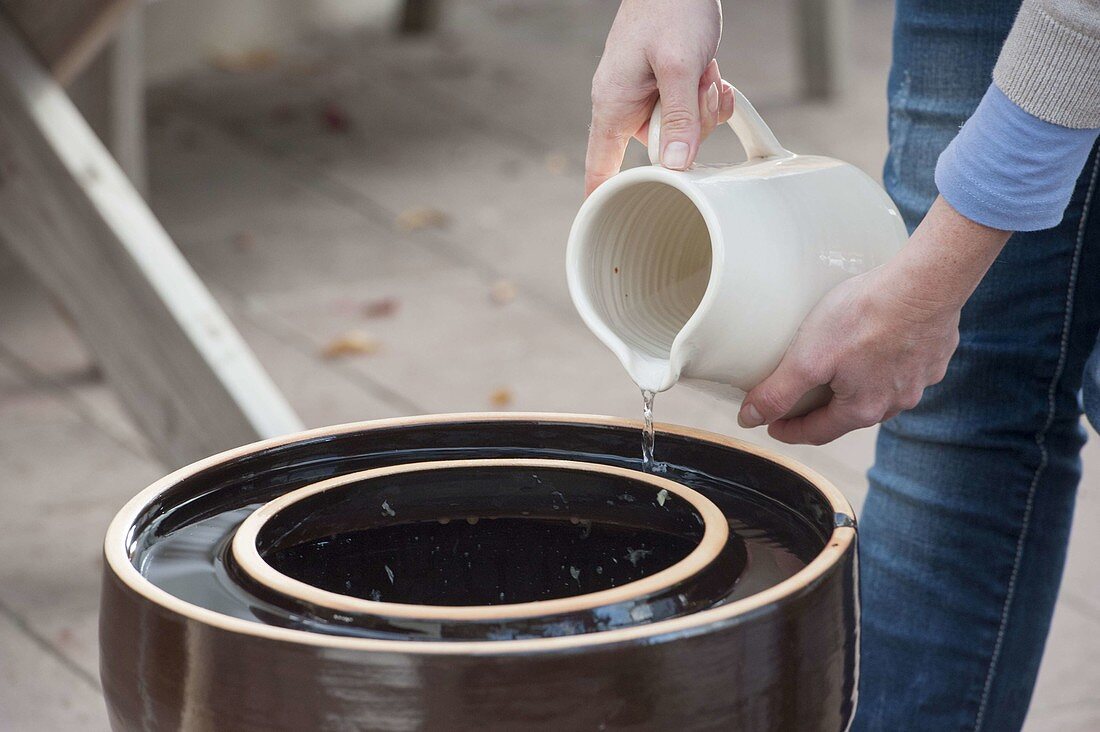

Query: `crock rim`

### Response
(104, 412, 856, 655)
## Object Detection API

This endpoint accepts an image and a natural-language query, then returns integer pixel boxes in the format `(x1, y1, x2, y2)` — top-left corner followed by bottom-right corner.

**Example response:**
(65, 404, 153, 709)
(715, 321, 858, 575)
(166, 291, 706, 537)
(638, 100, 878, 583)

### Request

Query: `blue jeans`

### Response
(852, 1, 1100, 730)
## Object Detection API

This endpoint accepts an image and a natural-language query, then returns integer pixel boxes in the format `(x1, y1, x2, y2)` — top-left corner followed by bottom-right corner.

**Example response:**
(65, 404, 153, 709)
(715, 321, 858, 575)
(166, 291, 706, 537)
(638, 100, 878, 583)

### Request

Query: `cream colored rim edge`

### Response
(230, 458, 730, 621)
(105, 412, 856, 656)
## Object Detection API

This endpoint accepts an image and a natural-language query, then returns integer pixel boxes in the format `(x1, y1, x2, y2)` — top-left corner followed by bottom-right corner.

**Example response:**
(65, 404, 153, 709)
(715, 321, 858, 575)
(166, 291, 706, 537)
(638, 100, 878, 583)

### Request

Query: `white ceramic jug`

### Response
(566, 89, 907, 412)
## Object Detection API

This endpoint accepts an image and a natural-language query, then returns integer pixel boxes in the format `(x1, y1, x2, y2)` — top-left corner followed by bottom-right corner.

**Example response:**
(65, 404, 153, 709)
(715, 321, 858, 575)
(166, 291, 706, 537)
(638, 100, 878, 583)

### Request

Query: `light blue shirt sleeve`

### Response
(934, 84, 1099, 232)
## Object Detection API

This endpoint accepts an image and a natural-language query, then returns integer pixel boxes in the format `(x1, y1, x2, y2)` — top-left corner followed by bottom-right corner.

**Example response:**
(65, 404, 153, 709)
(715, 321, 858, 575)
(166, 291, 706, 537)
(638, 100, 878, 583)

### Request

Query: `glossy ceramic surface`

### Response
(100, 413, 859, 731)
(567, 90, 908, 407)
(227, 458, 739, 638)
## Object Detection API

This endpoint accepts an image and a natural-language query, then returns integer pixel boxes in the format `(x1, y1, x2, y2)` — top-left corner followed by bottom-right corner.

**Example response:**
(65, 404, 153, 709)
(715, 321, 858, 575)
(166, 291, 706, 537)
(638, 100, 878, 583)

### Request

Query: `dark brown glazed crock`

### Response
(100, 413, 858, 731)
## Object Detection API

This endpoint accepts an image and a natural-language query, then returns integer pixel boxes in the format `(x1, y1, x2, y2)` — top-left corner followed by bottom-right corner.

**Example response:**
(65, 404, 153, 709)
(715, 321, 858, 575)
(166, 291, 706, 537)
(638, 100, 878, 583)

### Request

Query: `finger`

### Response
(653, 60, 703, 170)
(700, 59, 721, 114)
(701, 59, 721, 90)
(767, 398, 881, 446)
(718, 80, 735, 125)
(642, 61, 722, 148)
(699, 82, 719, 141)
(585, 114, 633, 196)
(699, 60, 721, 140)
(738, 349, 830, 428)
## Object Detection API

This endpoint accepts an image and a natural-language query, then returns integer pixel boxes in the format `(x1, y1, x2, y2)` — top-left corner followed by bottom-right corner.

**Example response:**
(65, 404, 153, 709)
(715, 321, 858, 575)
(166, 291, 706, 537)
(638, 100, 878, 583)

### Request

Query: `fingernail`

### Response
(662, 141, 690, 170)
(738, 404, 764, 428)
(706, 83, 719, 114)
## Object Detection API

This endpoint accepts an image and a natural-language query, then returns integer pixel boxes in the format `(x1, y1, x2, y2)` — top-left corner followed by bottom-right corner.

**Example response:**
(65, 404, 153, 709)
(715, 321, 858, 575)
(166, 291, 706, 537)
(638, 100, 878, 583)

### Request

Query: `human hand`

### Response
(586, 0, 735, 195)
(737, 196, 1012, 445)
(736, 263, 960, 445)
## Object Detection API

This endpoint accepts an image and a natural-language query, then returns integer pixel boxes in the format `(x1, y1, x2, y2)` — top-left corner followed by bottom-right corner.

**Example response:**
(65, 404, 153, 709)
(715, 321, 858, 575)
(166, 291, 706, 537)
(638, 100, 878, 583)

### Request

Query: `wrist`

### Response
(888, 196, 1011, 312)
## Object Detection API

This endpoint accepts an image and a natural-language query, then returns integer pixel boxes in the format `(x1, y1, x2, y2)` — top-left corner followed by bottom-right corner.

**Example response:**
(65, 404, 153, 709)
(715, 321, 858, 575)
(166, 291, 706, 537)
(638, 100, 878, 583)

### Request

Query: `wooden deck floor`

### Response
(1, 1, 1098, 728)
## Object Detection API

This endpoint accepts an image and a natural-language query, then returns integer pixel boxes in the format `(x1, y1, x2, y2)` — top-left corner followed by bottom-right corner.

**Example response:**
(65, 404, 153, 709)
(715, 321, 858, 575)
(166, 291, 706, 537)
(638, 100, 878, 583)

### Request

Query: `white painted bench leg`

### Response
(0, 15, 303, 468)
(795, 0, 852, 100)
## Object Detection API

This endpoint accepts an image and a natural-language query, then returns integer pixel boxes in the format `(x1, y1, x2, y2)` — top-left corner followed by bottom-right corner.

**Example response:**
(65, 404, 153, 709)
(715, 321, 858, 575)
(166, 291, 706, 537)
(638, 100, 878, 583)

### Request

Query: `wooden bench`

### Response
(0, 1, 303, 467)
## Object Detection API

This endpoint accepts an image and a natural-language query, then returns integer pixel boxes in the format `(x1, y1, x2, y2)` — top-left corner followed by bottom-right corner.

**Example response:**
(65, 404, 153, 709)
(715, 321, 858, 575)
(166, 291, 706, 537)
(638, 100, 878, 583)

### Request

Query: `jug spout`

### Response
(621, 348, 683, 395)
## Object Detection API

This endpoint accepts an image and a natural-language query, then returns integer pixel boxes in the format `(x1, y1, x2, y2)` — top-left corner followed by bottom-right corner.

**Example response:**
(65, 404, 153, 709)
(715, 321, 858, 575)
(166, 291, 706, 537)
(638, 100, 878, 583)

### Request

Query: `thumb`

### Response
(653, 62, 703, 170)
(739, 352, 829, 428)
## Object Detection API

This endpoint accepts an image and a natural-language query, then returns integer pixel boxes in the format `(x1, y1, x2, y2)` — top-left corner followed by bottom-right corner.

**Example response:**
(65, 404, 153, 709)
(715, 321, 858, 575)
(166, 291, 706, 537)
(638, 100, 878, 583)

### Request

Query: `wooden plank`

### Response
(0, 608, 109, 731)
(0, 0, 134, 84)
(0, 15, 302, 468)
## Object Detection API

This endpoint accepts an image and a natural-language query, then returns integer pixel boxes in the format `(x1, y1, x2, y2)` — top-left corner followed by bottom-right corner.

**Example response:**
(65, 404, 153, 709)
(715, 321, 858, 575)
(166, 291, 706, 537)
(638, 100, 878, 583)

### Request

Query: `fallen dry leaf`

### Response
(233, 231, 256, 251)
(321, 331, 381, 359)
(396, 206, 449, 231)
(545, 152, 568, 175)
(489, 279, 516, 305)
(321, 102, 351, 133)
(210, 48, 279, 73)
(489, 387, 514, 408)
(55, 627, 76, 647)
(363, 297, 400, 319)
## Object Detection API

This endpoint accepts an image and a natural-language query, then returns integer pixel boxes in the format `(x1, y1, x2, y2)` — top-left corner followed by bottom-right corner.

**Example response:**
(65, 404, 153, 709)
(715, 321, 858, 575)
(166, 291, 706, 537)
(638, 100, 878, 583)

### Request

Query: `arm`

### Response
(994, 0, 1100, 130)
(738, 0, 1100, 444)
(585, 0, 734, 196)
(936, 0, 1100, 233)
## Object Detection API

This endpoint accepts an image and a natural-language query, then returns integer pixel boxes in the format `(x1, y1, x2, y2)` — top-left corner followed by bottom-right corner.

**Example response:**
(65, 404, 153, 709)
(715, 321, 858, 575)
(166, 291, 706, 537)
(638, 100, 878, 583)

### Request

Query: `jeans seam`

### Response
(972, 151, 1100, 731)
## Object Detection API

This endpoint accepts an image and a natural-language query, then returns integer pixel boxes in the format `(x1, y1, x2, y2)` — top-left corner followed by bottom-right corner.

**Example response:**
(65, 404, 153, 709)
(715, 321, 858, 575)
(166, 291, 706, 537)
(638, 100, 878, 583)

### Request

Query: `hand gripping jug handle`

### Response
(647, 88, 790, 166)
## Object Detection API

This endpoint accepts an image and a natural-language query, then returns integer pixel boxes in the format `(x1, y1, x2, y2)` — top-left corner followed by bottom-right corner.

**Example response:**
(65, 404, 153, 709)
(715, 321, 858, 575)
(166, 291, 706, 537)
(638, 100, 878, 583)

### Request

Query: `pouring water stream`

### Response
(641, 388, 665, 474)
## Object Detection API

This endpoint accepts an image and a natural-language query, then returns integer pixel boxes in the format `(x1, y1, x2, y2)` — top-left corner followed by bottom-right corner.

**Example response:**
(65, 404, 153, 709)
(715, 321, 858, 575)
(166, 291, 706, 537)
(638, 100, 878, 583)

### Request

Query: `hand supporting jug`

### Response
(566, 89, 908, 412)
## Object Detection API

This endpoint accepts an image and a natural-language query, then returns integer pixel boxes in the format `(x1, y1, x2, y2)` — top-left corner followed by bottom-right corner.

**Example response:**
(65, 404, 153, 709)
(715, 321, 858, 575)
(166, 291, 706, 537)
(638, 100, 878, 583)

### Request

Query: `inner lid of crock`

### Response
(232, 459, 729, 618)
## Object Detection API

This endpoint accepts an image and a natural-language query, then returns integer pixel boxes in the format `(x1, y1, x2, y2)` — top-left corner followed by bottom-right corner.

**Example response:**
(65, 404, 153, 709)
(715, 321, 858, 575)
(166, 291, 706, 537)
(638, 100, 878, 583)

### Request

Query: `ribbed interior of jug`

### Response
(580, 181, 713, 360)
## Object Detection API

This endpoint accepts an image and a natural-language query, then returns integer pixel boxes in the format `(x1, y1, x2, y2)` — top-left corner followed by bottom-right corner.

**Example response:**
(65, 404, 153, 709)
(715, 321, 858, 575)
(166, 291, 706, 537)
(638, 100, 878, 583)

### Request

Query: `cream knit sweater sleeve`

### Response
(993, 0, 1100, 128)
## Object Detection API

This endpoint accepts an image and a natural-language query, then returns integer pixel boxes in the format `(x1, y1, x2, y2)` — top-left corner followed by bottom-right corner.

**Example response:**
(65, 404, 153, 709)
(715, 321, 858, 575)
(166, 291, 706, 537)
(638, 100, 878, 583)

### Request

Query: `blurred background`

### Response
(0, 0, 1096, 729)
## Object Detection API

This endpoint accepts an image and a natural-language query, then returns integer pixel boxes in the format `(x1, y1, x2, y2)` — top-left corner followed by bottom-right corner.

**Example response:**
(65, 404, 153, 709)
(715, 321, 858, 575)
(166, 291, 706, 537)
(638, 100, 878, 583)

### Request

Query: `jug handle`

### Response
(647, 87, 790, 165)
